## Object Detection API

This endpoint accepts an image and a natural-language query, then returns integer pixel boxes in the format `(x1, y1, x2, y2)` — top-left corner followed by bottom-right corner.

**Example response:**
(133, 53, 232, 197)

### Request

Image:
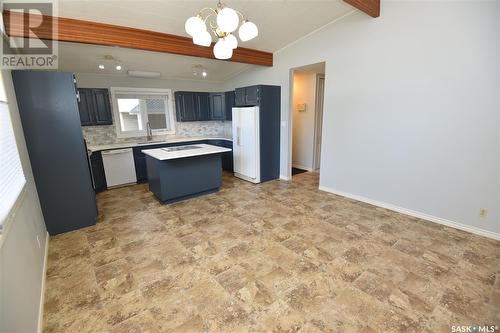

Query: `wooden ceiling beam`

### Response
(343, 0, 380, 18)
(2, 10, 273, 67)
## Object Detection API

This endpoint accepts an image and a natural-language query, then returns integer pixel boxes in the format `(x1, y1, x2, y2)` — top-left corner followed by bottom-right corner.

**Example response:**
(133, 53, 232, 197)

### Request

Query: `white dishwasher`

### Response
(101, 148, 137, 188)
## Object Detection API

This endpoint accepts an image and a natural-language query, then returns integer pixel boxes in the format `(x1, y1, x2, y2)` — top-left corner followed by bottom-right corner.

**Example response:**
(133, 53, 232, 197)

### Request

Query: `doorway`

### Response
(290, 62, 325, 177)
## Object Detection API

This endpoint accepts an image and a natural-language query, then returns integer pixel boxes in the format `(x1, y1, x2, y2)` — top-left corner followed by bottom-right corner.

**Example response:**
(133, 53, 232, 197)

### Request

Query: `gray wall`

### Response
(222, 0, 500, 237)
(0, 70, 48, 332)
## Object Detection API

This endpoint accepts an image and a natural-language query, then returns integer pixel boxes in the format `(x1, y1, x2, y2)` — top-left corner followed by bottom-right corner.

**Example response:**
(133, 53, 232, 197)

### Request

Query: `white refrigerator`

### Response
(232, 106, 261, 183)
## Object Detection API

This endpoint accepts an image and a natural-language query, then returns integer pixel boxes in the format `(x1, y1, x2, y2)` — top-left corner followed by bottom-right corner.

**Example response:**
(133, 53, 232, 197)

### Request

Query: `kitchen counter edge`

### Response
(88, 137, 233, 153)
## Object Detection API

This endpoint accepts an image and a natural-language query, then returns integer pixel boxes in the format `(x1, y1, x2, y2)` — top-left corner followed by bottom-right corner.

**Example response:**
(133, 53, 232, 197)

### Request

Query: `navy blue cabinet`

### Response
(12, 71, 98, 235)
(235, 88, 245, 106)
(234, 85, 281, 181)
(77, 88, 112, 126)
(175, 92, 197, 121)
(90, 152, 107, 192)
(133, 140, 208, 183)
(208, 139, 233, 172)
(224, 91, 235, 121)
(245, 86, 260, 105)
(196, 93, 210, 121)
(209, 93, 226, 120)
(175, 91, 211, 121)
(133, 144, 164, 183)
(235, 86, 260, 106)
(78, 89, 94, 126)
(93, 89, 113, 125)
(176, 91, 237, 121)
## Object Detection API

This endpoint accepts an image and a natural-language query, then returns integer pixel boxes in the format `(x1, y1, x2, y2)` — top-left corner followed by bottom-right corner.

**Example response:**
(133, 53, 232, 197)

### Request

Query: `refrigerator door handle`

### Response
(237, 127, 241, 146)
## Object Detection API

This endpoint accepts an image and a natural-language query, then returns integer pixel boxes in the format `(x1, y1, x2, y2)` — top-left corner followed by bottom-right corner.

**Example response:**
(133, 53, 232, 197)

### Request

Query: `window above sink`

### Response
(110, 87, 176, 138)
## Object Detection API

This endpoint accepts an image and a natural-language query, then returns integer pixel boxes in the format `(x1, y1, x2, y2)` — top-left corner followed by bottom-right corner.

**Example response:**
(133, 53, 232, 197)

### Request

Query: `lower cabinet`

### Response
(133, 144, 162, 183)
(133, 140, 210, 183)
(95, 140, 234, 189)
(207, 139, 233, 173)
(90, 152, 107, 192)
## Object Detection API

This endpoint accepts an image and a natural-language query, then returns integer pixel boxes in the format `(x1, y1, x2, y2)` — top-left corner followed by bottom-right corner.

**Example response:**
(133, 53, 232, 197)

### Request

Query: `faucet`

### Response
(146, 122, 153, 141)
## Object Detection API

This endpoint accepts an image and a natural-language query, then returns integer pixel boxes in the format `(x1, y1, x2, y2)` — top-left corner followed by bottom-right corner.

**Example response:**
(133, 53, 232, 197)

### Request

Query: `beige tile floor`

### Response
(43, 172, 499, 332)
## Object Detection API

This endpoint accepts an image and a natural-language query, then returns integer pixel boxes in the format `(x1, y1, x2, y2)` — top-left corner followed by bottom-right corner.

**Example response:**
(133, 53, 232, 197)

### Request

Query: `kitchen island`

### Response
(142, 143, 232, 203)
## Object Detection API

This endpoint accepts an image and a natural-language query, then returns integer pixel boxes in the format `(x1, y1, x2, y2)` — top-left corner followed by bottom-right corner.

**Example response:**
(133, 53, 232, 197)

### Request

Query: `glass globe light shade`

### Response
(239, 20, 258, 42)
(216, 7, 239, 33)
(185, 16, 205, 37)
(213, 39, 233, 59)
(225, 34, 238, 49)
(193, 30, 212, 47)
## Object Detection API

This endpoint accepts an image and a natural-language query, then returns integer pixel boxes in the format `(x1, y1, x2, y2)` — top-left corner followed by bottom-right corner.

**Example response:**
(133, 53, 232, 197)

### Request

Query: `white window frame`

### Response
(0, 70, 27, 231)
(110, 87, 176, 138)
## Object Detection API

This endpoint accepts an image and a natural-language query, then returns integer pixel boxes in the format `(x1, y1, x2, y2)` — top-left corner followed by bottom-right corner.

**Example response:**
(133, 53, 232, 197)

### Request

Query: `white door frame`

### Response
(287, 66, 325, 179)
(286, 68, 295, 180)
(313, 74, 325, 170)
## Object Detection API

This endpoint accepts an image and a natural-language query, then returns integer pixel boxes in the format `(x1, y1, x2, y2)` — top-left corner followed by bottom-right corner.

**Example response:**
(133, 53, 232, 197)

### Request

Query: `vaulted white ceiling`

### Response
(57, 0, 354, 52)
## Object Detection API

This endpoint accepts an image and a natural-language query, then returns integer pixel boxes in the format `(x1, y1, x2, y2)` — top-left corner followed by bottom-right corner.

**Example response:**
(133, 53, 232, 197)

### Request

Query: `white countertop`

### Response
(142, 144, 231, 161)
(87, 136, 232, 153)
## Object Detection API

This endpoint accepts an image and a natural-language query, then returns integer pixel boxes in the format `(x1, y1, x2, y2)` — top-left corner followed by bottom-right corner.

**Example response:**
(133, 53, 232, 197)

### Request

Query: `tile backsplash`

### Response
(83, 121, 233, 146)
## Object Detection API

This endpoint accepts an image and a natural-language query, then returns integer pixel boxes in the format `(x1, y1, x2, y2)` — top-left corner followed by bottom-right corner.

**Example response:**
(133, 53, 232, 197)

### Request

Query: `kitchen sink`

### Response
(161, 145, 201, 152)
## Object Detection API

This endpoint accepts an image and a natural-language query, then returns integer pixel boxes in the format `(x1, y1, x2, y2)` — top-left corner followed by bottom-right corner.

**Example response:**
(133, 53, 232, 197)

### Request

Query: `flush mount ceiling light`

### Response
(192, 64, 208, 78)
(97, 55, 124, 71)
(185, 1, 258, 60)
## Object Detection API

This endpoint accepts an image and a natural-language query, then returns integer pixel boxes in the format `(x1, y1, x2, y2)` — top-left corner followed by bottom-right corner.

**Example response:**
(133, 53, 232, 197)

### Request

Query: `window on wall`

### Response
(0, 71, 26, 228)
(110, 87, 175, 138)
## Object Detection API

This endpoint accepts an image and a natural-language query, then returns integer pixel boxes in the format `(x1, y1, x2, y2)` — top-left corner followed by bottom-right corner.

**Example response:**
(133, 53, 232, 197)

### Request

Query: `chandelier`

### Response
(185, 1, 259, 60)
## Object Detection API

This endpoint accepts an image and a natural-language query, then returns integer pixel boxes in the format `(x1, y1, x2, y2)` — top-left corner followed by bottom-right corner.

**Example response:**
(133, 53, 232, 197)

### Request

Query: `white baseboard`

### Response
(292, 164, 314, 171)
(280, 174, 291, 181)
(37, 231, 49, 333)
(318, 185, 500, 241)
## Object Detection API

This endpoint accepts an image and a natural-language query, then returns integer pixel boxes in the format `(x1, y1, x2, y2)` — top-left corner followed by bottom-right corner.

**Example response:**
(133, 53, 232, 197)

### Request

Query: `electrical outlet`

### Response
(479, 208, 488, 218)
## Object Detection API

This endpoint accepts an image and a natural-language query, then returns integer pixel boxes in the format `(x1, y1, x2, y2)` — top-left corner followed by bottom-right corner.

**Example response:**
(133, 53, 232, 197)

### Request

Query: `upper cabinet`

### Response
(92, 89, 113, 125)
(224, 91, 235, 121)
(175, 91, 219, 122)
(209, 93, 226, 120)
(175, 87, 261, 121)
(235, 86, 260, 107)
(196, 93, 210, 121)
(175, 92, 198, 121)
(77, 88, 112, 126)
(175, 91, 211, 122)
(77, 89, 94, 126)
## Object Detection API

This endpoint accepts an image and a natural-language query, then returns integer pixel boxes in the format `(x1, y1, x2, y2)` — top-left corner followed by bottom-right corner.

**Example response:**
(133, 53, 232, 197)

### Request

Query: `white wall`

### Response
(292, 71, 317, 170)
(0, 70, 48, 332)
(75, 73, 225, 92)
(223, 1, 500, 237)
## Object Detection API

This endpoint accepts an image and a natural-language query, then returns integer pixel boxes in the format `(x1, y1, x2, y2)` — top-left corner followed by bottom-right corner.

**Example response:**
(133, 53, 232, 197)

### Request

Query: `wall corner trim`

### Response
(318, 185, 500, 241)
(37, 231, 49, 333)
